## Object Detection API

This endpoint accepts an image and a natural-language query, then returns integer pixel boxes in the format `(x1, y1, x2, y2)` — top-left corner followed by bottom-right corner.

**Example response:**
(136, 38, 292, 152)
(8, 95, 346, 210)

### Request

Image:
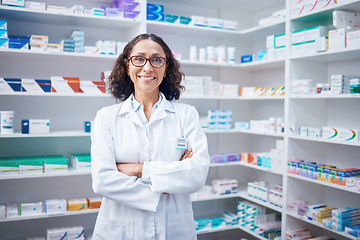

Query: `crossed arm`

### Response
(116, 149, 193, 177)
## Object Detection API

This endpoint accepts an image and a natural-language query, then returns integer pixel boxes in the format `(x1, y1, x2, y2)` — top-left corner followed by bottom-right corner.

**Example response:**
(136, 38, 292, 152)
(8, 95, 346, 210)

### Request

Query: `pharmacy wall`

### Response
(0, 0, 360, 239)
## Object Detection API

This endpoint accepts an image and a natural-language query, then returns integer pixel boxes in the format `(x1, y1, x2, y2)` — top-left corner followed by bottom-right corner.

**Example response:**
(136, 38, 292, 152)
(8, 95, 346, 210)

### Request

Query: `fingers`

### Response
(180, 148, 193, 161)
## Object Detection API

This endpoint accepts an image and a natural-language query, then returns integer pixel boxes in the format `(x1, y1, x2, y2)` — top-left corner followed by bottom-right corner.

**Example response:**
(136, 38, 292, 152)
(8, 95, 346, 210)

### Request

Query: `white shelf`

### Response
(210, 161, 282, 175)
(146, 20, 241, 41)
(287, 212, 358, 240)
(0, 5, 140, 30)
(204, 129, 284, 137)
(191, 193, 238, 202)
(290, 94, 360, 99)
(237, 190, 283, 213)
(288, 135, 360, 147)
(239, 21, 285, 41)
(288, 173, 360, 195)
(238, 225, 268, 240)
(0, 131, 90, 138)
(0, 48, 117, 60)
(0, 208, 99, 223)
(181, 95, 285, 100)
(196, 225, 239, 235)
(290, 46, 360, 62)
(291, 0, 360, 21)
(0, 169, 91, 180)
(0, 91, 112, 98)
(180, 60, 241, 68)
(240, 58, 285, 70)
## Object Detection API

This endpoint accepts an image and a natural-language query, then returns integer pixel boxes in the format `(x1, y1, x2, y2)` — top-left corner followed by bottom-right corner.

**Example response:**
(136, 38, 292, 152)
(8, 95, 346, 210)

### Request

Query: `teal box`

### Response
(0, 159, 19, 174)
(0, 38, 9, 48)
(0, 29, 8, 39)
(165, 14, 179, 24)
(180, 16, 192, 25)
(0, 19, 7, 30)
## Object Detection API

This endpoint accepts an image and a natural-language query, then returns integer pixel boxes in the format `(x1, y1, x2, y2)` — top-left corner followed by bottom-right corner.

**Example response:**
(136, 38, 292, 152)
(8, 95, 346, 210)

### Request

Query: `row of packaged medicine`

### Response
(1, 196, 101, 218)
(0, 154, 91, 175)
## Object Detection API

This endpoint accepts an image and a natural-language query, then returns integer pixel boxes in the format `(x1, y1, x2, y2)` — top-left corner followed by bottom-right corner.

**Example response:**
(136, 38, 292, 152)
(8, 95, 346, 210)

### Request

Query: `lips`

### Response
(138, 76, 155, 80)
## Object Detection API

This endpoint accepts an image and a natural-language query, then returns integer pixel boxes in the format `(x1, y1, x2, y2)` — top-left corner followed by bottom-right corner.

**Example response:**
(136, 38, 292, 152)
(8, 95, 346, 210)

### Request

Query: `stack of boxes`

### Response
(71, 30, 85, 54)
(291, 26, 328, 57)
(182, 76, 221, 97)
(207, 110, 232, 130)
(112, 0, 140, 19)
(266, 33, 286, 61)
(330, 74, 353, 95)
(237, 201, 267, 231)
(0, 19, 8, 49)
(147, 3, 164, 22)
(29, 35, 48, 51)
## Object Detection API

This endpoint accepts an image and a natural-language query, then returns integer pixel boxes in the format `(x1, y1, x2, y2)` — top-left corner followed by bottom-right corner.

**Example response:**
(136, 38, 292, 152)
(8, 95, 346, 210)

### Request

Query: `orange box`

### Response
(247, 153, 257, 165)
(51, 76, 80, 93)
(240, 152, 248, 163)
(87, 196, 102, 209)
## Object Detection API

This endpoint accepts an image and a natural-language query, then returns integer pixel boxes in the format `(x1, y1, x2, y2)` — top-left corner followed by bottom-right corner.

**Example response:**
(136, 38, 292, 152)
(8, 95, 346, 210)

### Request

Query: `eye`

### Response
(151, 57, 163, 63)
(134, 56, 145, 62)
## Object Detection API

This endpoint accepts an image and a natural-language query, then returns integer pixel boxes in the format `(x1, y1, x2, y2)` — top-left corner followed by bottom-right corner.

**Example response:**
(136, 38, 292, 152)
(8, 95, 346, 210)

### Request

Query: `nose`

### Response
(142, 60, 153, 71)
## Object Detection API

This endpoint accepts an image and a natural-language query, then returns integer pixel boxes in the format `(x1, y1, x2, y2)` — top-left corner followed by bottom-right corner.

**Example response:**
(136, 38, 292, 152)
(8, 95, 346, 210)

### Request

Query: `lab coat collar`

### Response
(118, 92, 175, 125)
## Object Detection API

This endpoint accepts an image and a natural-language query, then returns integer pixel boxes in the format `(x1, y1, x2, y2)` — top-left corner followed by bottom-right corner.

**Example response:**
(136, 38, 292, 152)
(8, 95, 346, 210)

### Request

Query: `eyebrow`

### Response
(133, 52, 163, 57)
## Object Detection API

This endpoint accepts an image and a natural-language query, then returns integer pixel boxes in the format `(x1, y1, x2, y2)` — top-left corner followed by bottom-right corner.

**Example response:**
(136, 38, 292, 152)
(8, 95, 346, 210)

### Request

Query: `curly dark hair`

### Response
(108, 33, 185, 101)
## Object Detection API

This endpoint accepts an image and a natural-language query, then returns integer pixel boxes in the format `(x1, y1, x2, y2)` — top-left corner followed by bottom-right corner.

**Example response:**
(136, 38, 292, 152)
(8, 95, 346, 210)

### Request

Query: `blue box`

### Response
(147, 12, 164, 22)
(3, 78, 22, 92)
(0, 19, 7, 30)
(35, 79, 51, 92)
(257, 50, 267, 61)
(84, 121, 92, 133)
(0, 29, 8, 39)
(9, 37, 29, 50)
(147, 3, 164, 13)
(0, 38, 9, 48)
(241, 54, 253, 63)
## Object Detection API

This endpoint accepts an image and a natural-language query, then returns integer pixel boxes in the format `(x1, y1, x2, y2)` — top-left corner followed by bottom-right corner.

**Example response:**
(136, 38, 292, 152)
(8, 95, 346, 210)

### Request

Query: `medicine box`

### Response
(44, 199, 67, 214)
(67, 226, 85, 240)
(165, 14, 179, 24)
(22, 119, 50, 134)
(67, 198, 88, 211)
(21, 79, 51, 93)
(80, 80, 107, 94)
(0, 19, 7, 29)
(30, 35, 48, 44)
(147, 12, 164, 22)
(2, 0, 25, 7)
(274, 33, 286, 48)
(347, 30, 360, 49)
(0, 38, 8, 48)
(25, 1, 46, 10)
(0, 29, 7, 39)
(87, 196, 102, 209)
(180, 16, 192, 25)
(43, 156, 68, 173)
(8, 36, 29, 50)
(305, 26, 328, 42)
(223, 20, 238, 30)
(51, 76, 80, 93)
(19, 158, 43, 174)
(0, 78, 21, 92)
(0, 159, 19, 175)
(19, 201, 43, 216)
(328, 28, 347, 50)
(241, 54, 253, 63)
(71, 153, 91, 170)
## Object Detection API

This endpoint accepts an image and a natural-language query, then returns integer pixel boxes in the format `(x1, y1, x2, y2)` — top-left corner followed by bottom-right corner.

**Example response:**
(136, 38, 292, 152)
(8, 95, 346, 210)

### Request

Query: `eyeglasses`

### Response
(129, 56, 166, 68)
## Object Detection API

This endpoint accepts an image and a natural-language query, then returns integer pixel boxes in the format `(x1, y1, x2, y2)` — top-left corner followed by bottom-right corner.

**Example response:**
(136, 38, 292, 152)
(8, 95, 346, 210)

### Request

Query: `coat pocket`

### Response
(163, 137, 183, 161)
(166, 212, 196, 240)
(93, 216, 134, 240)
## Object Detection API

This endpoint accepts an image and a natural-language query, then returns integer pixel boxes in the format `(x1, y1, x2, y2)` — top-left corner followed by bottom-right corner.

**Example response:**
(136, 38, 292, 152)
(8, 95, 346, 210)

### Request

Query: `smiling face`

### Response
(127, 39, 167, 99)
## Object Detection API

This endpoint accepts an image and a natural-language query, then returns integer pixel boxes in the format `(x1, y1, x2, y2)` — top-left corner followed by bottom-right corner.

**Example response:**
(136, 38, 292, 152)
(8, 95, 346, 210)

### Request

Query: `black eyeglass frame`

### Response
(129, 56, 167, 68)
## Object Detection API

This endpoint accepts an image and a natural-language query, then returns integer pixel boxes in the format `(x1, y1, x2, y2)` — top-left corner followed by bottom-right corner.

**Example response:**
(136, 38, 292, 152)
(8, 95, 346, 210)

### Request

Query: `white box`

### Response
(47, 228, 67, 240)
(305, 26, 328, 42)
(292, 30, 305, 44)
(21, 119, 50, 134)
(338, 128, 359, 142)
(5, 201, 18, 218)
(328, 28, 347, 50)
(333, 10, 360, 30)
(25, 1, 46, 10)
(346, 30, 360, 48)
(0, 205, 5, 219)
(19, 201, 43, 216)
(223, 20, 238, 30)
(67, 226, 84, 240)
(221, 84, 239, 97)
(2, 0, 24, 7)
(44, 199, 67, 214)
(292, 43, 305, 57)
(308, 127, 321, 137)
(191, 15, 208, 27)
(266, 35, 275, 49)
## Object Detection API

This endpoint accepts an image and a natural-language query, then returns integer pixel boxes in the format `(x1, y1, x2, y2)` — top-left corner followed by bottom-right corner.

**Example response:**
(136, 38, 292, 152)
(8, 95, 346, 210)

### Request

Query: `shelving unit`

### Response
(1, 0, 359, 239)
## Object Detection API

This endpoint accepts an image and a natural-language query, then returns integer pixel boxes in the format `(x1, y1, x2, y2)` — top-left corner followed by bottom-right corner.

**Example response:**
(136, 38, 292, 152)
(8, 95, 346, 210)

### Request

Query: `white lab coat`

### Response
(91, 92, 210, 240)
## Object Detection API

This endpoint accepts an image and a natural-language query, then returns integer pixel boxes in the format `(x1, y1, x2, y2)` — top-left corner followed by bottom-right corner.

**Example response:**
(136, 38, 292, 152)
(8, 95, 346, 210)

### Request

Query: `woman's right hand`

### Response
(180, 148, 193, 161)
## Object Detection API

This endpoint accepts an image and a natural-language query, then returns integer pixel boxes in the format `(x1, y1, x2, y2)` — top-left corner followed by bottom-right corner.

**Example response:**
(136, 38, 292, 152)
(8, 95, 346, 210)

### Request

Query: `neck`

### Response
(134, 91, 159, 110)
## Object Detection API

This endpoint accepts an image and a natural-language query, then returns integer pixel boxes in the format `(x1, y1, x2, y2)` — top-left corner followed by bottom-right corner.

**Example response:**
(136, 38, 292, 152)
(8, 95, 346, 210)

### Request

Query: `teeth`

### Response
(139, 76, 154, 80)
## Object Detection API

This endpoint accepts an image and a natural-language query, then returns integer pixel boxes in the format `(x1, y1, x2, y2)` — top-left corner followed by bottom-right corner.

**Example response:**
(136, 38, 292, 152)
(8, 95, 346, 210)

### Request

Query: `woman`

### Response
(91, 33, 210, 239)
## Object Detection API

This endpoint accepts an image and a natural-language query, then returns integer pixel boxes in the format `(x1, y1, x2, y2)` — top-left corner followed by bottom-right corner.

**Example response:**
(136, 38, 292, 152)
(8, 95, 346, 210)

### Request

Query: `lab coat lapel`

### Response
(118, 96, 143, 127)
(150, 96, 174, 123)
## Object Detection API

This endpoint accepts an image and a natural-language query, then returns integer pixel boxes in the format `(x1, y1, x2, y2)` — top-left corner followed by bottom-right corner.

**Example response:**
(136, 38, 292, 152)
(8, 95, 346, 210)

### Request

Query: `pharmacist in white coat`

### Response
(91, 33, 210, 240)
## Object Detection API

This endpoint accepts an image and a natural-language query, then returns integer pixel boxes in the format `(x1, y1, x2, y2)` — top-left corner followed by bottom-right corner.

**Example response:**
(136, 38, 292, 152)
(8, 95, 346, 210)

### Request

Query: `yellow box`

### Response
(67, 198, 88, 211)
